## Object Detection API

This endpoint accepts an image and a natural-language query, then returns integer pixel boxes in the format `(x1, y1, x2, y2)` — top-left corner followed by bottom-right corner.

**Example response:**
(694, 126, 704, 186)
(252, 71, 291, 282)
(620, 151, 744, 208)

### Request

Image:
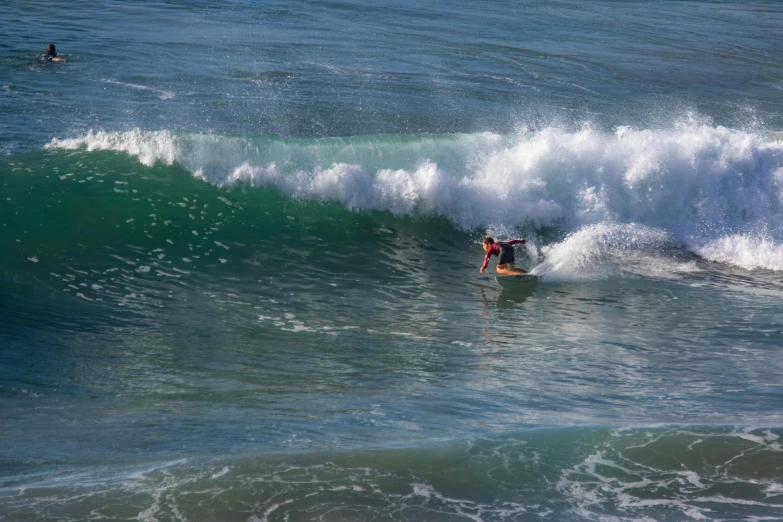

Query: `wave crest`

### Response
(47, 124, 783, 271)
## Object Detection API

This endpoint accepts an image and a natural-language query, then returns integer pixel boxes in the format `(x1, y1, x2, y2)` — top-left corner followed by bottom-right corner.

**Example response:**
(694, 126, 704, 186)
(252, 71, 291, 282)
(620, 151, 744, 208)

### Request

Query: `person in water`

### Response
(480, 236, 527, 275)
(42, 44, 66, 62)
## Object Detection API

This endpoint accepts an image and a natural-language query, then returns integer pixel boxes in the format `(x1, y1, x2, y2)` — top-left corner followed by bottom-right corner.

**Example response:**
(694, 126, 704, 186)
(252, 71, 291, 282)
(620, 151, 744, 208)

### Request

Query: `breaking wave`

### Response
(47, 122, 783, 271)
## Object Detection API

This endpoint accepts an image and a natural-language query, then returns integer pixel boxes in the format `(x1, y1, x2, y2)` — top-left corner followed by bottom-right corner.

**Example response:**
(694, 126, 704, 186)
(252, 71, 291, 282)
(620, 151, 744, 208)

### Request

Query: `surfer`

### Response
(479, 237, 527, 275)
(41, 44, 66, 63)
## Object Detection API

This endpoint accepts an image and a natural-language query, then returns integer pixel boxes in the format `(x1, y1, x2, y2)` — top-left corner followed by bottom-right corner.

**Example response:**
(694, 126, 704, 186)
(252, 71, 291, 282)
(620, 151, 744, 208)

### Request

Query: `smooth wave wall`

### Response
(47, 123, 783, 270)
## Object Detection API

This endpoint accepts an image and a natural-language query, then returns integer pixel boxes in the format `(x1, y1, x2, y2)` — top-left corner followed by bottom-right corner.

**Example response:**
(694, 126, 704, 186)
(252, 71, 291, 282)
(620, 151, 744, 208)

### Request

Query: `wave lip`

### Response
(47, 129, 179, 167)
(46, 123, 783, 271)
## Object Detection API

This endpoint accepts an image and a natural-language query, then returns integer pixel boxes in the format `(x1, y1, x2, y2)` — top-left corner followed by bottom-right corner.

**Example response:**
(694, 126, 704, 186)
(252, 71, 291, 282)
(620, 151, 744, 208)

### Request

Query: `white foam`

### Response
(46, 123, 783, 271)
(48, 129, 178, 167)
(209, 467, 230, 479)
(728, 427, 783, 451)
(696, 234, 783, 271)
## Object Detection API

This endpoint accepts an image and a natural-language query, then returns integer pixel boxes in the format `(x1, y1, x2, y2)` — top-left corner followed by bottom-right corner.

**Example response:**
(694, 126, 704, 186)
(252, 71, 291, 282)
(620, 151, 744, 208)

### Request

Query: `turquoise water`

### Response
(2, 1, 783, 520)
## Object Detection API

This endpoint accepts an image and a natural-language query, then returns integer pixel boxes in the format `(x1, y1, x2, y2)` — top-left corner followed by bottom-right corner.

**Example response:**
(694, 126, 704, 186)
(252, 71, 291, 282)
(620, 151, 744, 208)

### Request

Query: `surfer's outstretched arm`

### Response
(480, 250, 491, 273)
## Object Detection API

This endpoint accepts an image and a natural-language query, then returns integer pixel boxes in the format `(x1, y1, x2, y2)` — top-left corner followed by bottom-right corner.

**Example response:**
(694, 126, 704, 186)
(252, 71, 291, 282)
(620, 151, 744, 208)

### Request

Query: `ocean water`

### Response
(2, 1, 783, 520)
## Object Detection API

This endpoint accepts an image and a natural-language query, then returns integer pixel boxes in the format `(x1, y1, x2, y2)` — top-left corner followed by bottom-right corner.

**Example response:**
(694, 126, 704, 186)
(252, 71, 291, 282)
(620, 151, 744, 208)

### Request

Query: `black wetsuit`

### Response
(497, 242, 515, 264)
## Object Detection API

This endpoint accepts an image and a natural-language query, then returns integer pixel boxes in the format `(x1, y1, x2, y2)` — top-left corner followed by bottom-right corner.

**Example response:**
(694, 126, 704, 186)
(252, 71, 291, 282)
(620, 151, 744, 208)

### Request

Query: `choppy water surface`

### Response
(2, 1, 783, 520)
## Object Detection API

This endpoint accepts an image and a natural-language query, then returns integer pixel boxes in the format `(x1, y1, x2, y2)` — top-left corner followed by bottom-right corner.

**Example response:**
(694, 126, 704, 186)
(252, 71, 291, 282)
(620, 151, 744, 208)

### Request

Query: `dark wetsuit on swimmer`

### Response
(481, 239, 526, 272)
(41, 44, 64, 63)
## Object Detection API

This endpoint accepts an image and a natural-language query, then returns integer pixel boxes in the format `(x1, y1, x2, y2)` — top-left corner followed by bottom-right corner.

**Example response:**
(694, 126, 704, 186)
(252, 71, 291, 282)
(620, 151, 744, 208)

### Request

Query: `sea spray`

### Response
(531, 223, 693, 282)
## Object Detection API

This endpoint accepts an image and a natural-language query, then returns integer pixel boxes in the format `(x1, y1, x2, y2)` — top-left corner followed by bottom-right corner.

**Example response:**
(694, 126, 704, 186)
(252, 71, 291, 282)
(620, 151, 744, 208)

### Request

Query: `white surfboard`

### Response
(494, 273, 538, 289)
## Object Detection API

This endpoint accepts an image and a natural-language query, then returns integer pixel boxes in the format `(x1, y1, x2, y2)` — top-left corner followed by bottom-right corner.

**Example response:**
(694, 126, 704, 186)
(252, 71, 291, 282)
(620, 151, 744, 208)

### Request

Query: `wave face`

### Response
(4, 127, 783, 522)
(48, 123, 783, 271)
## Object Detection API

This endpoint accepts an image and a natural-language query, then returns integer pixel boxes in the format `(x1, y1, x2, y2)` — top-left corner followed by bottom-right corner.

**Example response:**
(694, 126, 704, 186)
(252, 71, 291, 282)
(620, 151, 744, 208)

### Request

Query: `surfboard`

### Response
(494, 273, 538, 289)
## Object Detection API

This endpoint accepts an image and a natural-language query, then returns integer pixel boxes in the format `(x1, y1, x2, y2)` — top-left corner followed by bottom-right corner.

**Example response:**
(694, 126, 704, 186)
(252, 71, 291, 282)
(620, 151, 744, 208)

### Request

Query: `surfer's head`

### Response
(481, 236, 495, 251)
(46, 44, 56, 57)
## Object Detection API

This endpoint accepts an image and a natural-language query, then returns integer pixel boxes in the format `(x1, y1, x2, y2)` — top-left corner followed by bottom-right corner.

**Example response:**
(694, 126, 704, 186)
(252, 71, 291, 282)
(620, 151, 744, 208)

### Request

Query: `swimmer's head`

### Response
(481, 236, 495, 251)
(46, 44, 56, 57)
